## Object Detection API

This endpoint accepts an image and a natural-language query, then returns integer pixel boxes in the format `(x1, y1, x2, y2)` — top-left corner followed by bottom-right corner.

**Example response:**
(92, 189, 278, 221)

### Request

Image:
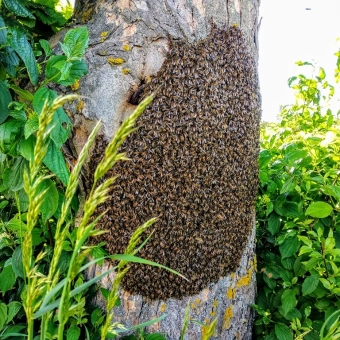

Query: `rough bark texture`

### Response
(69, 0, 261, 339)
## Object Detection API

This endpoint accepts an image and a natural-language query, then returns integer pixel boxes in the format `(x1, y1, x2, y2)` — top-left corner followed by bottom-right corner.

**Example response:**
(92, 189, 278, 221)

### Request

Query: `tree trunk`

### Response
(70, 0, 261, 339)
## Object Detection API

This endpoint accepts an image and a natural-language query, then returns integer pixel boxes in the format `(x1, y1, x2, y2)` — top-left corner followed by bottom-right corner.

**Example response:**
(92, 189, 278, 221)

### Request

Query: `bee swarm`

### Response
(90, 25, 261, 300)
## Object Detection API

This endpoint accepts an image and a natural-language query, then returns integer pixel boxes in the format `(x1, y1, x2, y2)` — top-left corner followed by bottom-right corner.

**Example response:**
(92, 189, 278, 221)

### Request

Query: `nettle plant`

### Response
(254, 56, 340, 339)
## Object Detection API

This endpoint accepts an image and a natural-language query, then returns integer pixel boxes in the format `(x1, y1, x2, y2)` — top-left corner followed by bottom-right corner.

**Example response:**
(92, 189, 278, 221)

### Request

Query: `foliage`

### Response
(254, 56, 340, 340)
(0, 3, 185, 337)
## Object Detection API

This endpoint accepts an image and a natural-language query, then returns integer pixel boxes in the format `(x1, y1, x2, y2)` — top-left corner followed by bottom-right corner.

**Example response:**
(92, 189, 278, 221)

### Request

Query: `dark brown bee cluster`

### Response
(90, 25, 261, 300)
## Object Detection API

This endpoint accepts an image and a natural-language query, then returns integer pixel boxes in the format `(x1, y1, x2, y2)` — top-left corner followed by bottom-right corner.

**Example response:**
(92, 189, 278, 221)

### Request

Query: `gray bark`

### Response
(70, 0, 261, 339)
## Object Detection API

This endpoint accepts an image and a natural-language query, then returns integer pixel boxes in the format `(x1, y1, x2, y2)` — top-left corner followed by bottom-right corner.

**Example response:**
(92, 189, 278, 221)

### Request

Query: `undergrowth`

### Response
(254, 54, 340, 339)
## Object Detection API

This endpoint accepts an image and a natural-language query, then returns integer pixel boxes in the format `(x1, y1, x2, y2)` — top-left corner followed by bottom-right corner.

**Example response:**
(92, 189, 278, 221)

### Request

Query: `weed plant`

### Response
(254, 55, 340, 339)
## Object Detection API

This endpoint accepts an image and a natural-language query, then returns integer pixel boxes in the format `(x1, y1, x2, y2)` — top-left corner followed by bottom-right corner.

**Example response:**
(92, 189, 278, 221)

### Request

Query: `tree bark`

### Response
(70, 0, 261, 339)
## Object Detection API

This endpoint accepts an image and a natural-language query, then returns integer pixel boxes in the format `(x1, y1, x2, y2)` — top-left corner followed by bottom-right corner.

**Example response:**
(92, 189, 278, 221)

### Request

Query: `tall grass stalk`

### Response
(21, 92, 184, 339)
(56, 94, 155, 338)
(22, 94, 79, 340)
(100, 218, 157, 340)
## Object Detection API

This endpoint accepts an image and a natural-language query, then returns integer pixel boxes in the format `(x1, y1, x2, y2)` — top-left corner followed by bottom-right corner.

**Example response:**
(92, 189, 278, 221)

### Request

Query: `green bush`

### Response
(254, 56, 340, 339)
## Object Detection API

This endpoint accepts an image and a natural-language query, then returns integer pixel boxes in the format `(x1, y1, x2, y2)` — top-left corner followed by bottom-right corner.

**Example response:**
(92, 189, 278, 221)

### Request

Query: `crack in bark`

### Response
(226, 0, 229, 27)
(164, 0, 186, 38)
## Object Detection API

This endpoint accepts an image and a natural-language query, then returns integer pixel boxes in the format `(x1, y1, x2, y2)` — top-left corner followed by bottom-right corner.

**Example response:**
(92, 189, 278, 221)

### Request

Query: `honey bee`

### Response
(88, 24, 261, 300)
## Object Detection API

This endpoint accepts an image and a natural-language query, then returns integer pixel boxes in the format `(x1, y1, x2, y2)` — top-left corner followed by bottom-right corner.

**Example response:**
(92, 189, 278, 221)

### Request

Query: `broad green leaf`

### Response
(285, 149, 308, 163)
(1, 46, 19, 77)
(259, 150, 272, 169)
(12, 246, 25, 278)
(37, 179, 58, 222)
(302, 274, 319, 296)
(66, 326, 80, 340)
(280, 179, 296, 194)
(61, 26, 88, 59)
(9, 84, 33, 101)
(18, 135, 35, 162)
(275, 201, 302, 218)
(305, 202, 333, 218)
(284, 308, 302, 321)
(0, 16, 7, 45)
(267, 213, 280, 235)
(53, 59, 72, 81)
(59, 60, 88, 86)
(43, 142, 70, 185)
(275, 323, 293, 340)
(24, 112, 39, 139)
(0, 265, 16, 294)
(3, 0, 35, 18)
(2, 157, 27, 191)
(18, 188, 29, 212)
(1, 324, 25, 337)
(324, 236, 335, 253)
(0, 302, 7, 331)
(3, 216, 27, 233)
(0, 80, 12, 124)
(8, 28, 38, 85)
(46, 55, 88, 86)
(324, 185, 340, 200)
(279, 236, 300, 259)
(45, 55, 65, 80)
(33, 87, 70, 147)
(39, 39, 52, 57)
(33, 87, 56, 114)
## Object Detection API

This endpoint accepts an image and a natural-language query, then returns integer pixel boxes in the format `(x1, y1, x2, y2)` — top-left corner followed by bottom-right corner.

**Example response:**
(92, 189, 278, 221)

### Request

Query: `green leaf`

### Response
(5, 215, 27, 235)
(324, 185, 340, 200)
(53, 60, 72, 81)
(18, 188, 29, 212)
(0, 16, 7, 45)
(1, 324, 25, 338)
(3, 0, 35, 18)
(0, 265, 16, 294)
(320, 310, 340, 339)
(37, 179, 58, 222)
(6, 301, 21, 323)
(267, 213, 281, 235)
(275, 201, 302, 218)
(275, 323, 293, 340)
(0, 302, 7, 331)
(61, 26, 89, 59)
(111, 254, 188, 280)
(259, 150, 272, 169)
(43, 142, 70, 185)
(279, 236, 300, 259)
(66, 326, 80, 340)
(3, 157, 27, 191)
(46, 55, 88, 86)
(33, 88, 70, 147)
(9, 84, 33, 101)
(39, 39, 52, 57)
(318, 67, 326, 80)
(59, 60, 88, 86)
(0, 80, 12, 124)
(145, 334, 167, 340)
(18, 135, 35, 162)
(8, 28, 38, 85)
(302, 274, 319, 296)
(280, 178, 296, 194)
(24, 112, 39, 139)
(12, 246, 25, 278)
(305, 202, 333, 218)
(284, 149, 308, 163)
